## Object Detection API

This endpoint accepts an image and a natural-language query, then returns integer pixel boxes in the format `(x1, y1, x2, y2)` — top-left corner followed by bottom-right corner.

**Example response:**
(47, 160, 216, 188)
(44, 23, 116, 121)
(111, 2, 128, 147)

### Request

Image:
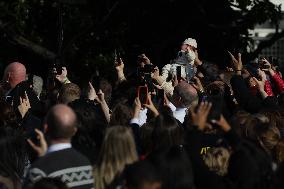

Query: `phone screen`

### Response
(158, 89, 164, 102)
(176, 66, 182, 81)
(137, 86, 149, 105)
(207, 95, 223, 121)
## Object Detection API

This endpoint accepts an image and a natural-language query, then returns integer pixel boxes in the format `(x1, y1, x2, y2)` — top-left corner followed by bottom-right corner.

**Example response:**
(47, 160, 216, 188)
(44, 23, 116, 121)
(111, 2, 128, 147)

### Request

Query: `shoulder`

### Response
(27, 167, 48, 183)
(31, 148, 90, 168)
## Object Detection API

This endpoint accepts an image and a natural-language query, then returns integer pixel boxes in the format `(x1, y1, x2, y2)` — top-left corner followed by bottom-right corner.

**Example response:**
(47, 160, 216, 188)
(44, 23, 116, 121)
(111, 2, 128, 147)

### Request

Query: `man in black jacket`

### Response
(26, 104, 93, 189)
(2, 62, 42, 115)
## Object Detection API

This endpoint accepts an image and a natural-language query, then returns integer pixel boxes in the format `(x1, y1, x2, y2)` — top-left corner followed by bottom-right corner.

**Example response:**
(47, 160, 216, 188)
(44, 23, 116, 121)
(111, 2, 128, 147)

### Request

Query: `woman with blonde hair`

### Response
(93, 126, 138, 189)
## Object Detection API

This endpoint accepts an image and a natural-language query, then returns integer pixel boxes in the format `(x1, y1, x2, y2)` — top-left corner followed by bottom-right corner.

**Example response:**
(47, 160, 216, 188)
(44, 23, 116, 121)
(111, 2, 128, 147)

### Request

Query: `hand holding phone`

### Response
(137, 86, 149, 106)
(200, 95, 222, 122)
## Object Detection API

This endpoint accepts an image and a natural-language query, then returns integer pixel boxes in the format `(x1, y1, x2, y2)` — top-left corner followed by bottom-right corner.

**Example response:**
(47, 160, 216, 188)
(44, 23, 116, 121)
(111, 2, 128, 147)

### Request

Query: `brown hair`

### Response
(58, 83, 81, 104)
(256, 125, 284, 163)
(94, 126, 138, 189)
(203, 147, 230, 176)
(0, 100, 18, 128)
(109, 102, 133, 126)
(275, 140, 284, 163)
(262, 111, 284, 131)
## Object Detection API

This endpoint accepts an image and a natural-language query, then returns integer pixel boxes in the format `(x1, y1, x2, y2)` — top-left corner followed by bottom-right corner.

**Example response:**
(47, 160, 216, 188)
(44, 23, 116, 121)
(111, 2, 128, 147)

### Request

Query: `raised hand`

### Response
(211, 115, 231, 132)
(55, 67, 70, 84)
(27, 129, 48, 157)
(252, 73, 268, 99)
(194, 50, 202, 66)
(143, 94, 159, 117)
(228, 51, 242, 74)
(261, 58, 275, 76)
(115, 58, 126, 82)
(133, 97, 142, 119)
(88, 82, 98, 101)
(115, 58, 125, 73)
(190, 101, 212, 131)
(97, 89, 110, 122)
(151, 66, 160, 80)
(252, 77, 265, 92)
(191, 76, 204, 93)
(96, 89, 106, 104)
(18, 91, 31, 118)
(258, 69, 267, 81)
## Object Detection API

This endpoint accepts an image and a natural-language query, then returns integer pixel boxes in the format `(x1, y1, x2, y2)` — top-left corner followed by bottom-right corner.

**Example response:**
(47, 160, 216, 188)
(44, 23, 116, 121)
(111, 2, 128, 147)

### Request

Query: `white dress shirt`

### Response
(168, 102, 187, 124)
(46, 143, 72, 154)
(130, 108, 148, 127)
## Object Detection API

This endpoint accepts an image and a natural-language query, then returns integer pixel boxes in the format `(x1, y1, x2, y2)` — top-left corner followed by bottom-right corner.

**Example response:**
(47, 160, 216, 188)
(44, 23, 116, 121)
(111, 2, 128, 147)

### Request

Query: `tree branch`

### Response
(62, 1, 120, 55)
(12, 36, 57, 60)
(0, 20, 56, 60)
(246, 30, 284, 61)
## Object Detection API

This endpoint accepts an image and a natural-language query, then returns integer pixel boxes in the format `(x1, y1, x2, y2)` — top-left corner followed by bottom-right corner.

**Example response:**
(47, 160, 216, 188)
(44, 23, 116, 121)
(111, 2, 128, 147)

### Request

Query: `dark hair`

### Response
(140, 122, 155, 155)
(228, 140, 273, 189)
(69, 99, 107, 163)
(262, 110, 284, 131)
(278, 93, 284, 108)
(149, 146, 195, 189)
(31, 178, 69, 189)
(45, 108, 77, 140)
(99, 79, 112, 105)
(152, 113, 184, 150)
(200, 62, 221, 85)
(0, 100, 18, 128)
(125, 160, 161, 189)
(0, 127, 28, 184)
(58, 83, 81, 104)
(109, 101, 133, 126)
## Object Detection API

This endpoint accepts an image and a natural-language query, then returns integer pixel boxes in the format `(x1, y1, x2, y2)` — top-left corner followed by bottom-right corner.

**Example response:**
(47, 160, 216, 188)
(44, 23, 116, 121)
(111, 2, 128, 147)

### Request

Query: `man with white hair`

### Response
(152, 38, 202, 96)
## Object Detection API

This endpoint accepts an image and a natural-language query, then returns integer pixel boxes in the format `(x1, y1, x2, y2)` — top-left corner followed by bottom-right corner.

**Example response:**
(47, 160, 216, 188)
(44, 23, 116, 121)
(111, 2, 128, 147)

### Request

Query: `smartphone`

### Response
(207, 95, 223, 121)
(114, 49, 121, 66)
(245, 64, 260, 79)
(153, 88, 165, 105)
(176, 66, 182, 81)
(144, 64, 155, 74)
(137, 86, 149, 105)
(92, 69, 100, 92)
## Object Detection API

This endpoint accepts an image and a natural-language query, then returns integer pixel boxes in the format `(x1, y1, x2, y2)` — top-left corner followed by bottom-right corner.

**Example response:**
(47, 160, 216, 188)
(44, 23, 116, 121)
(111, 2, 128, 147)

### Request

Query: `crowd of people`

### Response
(0, 37, 284, 189)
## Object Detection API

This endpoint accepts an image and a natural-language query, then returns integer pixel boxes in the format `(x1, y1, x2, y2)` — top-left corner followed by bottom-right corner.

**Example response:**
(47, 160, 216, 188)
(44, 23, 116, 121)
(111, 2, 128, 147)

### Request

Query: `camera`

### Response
(143, 64, 156, 74)
(137, 64, 156, 77)
(53, 63, 63, 75)
(51, 58, 64, 76)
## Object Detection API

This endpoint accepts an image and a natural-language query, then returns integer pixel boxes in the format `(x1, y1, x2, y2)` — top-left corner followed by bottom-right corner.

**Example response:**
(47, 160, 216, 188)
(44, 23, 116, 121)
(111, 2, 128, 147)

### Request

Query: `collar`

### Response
(46, 143, 72, 154)
(176, 107, 187, 112)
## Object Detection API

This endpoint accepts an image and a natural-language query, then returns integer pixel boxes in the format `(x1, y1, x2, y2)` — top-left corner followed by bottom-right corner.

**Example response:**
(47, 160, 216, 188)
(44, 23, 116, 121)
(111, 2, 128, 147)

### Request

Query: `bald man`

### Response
(45, 104, 77, 143)
(3, 62, 41, 114)
(3, 62, 26, 89)
(26, 104, 93, 189)
(168, 81, 199, 123)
